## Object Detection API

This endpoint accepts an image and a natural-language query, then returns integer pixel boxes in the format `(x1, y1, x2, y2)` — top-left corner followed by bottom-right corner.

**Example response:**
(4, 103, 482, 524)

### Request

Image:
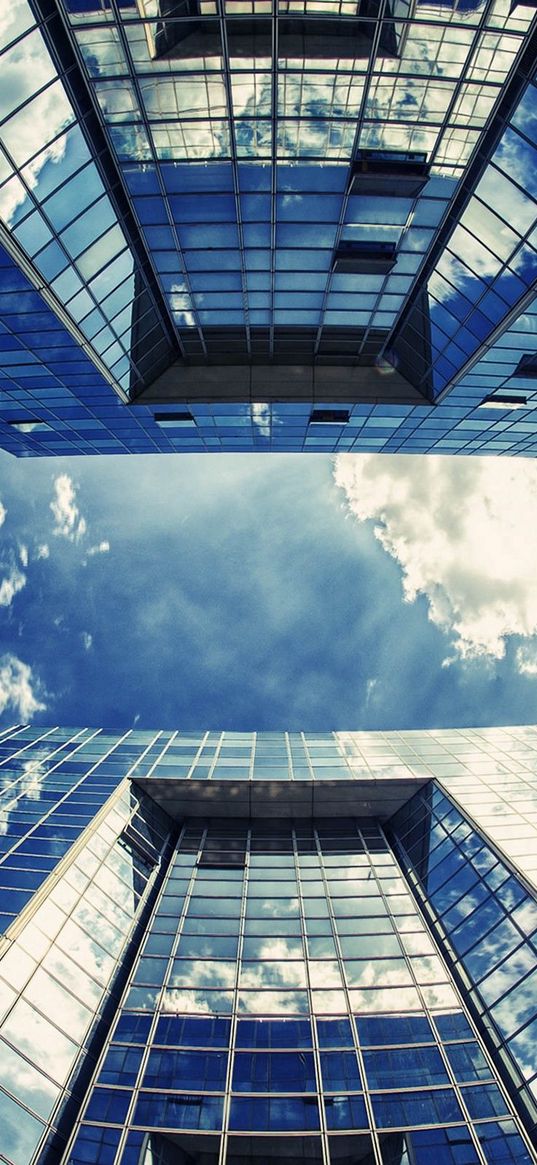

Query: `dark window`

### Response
(356, 1014, 434, 1047)
(133, 1092, 224, 1130)
(332, 242, 397, 274)
(235, 1019, 313, 1050)
(316, 1018, 355, 1049)
(363, 1046, 449, 1089)
(232, 1051, 317, 1093)
(153, 1015, 231, 1048)
(113, 1013, 152, 1043)
(479, 394, 528, 409)
(143, 1049, 228, 1090)
(7, 419, 50, 433)
(513, 354, 537, 377)
(227, 1135, 324, 1164)
(350, 151, 430, 197)
(372, 1088, 463, 1129)
(320, 1051, 362, 1092)
(378, 1127, 479, 1165)
(154, 412, 195, 427)
(325, 1095, 368, 1131)
(229, 1095, 320, 1132)
(309, 409, 350, 425)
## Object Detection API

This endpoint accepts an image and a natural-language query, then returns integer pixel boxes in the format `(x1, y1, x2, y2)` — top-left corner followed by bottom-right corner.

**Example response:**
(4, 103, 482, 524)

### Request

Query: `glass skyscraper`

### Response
(0, 0, 536, 456)
(1, 723, 537, 1164)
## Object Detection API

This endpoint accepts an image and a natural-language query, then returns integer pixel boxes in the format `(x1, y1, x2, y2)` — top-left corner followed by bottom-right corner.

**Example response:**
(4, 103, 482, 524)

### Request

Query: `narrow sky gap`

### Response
(0, 450, 536, 732)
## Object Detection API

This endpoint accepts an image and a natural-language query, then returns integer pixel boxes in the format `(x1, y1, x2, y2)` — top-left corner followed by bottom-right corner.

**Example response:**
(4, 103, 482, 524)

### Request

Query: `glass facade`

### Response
(0, 726, 164, 933)
(0, 1, 536, 456)
(0, 771, 173, 1165)
(60, 819, 535, 1164)
(0, 724, 536, 1163)
(390, 783, 537, 1142)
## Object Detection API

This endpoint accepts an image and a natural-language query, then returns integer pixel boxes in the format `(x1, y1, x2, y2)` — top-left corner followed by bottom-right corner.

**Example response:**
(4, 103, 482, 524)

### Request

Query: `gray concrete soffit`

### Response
(135, 776, 430, 820)
(133, 362, 425, 404)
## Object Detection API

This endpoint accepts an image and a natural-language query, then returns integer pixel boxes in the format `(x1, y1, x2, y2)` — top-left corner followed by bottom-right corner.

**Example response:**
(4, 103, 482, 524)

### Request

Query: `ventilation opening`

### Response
(7, 419, 50, 433)
(154, 411, 195, 427)
(513, 354, 537, 378)
(478, 394, 528, 410)
(332, 241, 397, 274)
(349, 150, 430, 197)
(310, 409, 350, 424)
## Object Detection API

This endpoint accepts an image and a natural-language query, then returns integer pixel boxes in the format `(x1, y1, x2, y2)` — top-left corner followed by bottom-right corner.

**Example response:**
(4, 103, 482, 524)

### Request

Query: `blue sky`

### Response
(0, 449, 536, 732)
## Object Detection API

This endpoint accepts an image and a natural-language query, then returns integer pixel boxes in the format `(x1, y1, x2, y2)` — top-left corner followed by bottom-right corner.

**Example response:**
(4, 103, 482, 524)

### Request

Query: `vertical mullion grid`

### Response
(0, 726, 124, 871)
(101, 0, 209, 358)
(314, 820, 384, 1164)
(30, 0, 182, 377)
(217, 4, 252, 358)
(0, 726, 63, 771)
(297, 824, 330, 1165)
(0, 727, 90, 802)
(313, 0, 390, 361)
(381, 816, 537, 1159)
(270, 0, 278, 360)
(86, 818, 189, 1165)
(373, 821, 491, 1165)
(357, 0, 501, 364)
(377, 13, 537, 374)
(219, 819, 250, 1165)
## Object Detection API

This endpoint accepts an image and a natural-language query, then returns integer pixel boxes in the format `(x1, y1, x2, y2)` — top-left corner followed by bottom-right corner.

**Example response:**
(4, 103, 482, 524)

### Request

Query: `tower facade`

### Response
(0, 724, 537, 1164)
(0, 1, 536, 457)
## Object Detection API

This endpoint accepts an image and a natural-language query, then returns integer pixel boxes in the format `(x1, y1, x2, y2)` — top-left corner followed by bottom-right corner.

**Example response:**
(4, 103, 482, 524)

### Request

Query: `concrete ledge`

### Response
(135, 777, 429, 821)
(134, 362, 426, 405)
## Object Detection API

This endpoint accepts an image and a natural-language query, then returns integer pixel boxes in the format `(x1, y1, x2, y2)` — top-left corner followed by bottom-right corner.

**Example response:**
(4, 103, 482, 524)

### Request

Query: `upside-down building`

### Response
(0, 0, 536, 456)
(1, 723, 537, 1164)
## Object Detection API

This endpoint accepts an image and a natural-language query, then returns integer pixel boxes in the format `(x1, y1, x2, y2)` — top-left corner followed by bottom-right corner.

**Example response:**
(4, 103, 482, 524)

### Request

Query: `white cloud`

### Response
(334, 453, 537, 666)
(169, 282, 196, 327)
(516, 644, 537, 677)
(0, 654, 46, 719)
(82, 632, 93, 652)
(0, 760, 46, 839)
(365, 677, 380, 708)
(0, 567, 26, 607)
(0, 502, 6, 528)
(87, 541, 110, 556)
(0, 23, 72, 228)
(19, 759, 46, 801)
(36, 544, 49, 560)
(19, 545, 28, 568)
(252, 402, 270, 437)
(50, 475, 87, 542)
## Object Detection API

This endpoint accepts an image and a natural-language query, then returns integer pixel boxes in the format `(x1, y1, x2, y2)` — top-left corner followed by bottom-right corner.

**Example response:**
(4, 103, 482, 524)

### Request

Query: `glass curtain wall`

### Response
(389, 781, 537, 1143)
(0, 780, 174, 1165)
(0, 727, 165, 934)
(64, 818, 533, 1165)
